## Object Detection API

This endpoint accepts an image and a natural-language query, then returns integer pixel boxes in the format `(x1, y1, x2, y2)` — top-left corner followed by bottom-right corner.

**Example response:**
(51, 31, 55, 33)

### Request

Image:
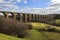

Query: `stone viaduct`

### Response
(0, 11, 59, 22)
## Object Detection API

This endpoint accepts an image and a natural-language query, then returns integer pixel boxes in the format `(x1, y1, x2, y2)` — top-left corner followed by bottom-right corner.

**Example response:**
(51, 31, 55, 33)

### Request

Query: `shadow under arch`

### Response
(27, 14, 30, 22)
(22, 14, 25, 22)
(8, 12, 16, 20)
(35, 14, 37, 22)
(31, 14, 34, 22)
(16, 13, 20, 21)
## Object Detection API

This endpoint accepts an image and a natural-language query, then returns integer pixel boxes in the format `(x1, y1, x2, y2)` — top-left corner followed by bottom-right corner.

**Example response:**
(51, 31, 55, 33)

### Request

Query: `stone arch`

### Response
(8, 12, 14, 18)
(22, 14, 25, 22)
(1, 12, 7, 18)
(33, 14, 35, 22)
(43, 15, 46, 22)
(29, 14, 32, 22)
(40, 15, 43, 22)
(36, 15, 38, 21)
(35, 14, 37, 21)
(0, 12, 5, 17)
(31, 14, 34, 22)
(8, 12, 16, 20)
(39, 15, 41, 22)
(27, 14, 30, 22)
(38, 15, 39, 21)
(16, 13, 20, 21)
(44, 15, 46, 19)
(41, 15, 43, 21)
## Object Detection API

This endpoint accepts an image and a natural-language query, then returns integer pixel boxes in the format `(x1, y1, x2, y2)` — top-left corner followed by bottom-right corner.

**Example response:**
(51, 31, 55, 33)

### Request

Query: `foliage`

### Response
(0, 17, 32, 38)
(47, 19, 60, 26)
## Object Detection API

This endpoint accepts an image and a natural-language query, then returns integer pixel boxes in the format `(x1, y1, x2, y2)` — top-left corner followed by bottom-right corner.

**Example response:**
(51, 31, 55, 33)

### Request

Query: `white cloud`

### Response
(51, 0, 60, 4)
(0, 3, 19, 12)
(24, 0, 27, 4)
(20, 7, 51, 14)
(0, 0, 4, 3)
(0, 0, 20, 12)
(16, 0, 21, 2)
(0, 0, 60, 14)
(0, 0, 21, 4)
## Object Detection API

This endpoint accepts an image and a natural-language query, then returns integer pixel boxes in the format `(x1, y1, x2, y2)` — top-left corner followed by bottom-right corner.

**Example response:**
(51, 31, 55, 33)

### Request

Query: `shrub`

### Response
(0, 17, 32, 38)
(26, 24, 32, 30)
(47, 19, 60, 26)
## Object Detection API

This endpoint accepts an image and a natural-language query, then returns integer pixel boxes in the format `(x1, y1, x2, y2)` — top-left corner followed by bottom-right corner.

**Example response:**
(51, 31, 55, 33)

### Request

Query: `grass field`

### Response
(0, 33, 25, 40)
(24, 30, 49, 40)
(30, 22, 60, 40)
(0, 22, 60, 40)
(0, 30, 50, 40)
(42, 31, 60, 40)
(30, 22, 60, 30)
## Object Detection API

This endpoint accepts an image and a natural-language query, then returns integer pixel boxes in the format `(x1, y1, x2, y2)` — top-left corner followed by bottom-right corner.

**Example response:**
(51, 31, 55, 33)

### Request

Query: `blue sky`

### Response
(0, 0, 60, 12)
(16, 0, 51, 8)
(5, 0, 51, 7)
(0, 0, 51, 9)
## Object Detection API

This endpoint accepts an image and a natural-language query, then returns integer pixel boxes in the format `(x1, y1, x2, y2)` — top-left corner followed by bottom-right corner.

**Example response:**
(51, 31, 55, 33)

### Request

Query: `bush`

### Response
(0, 17, 32, 38)
(47, 19, 60, 26)
(26, 24, 32, 30)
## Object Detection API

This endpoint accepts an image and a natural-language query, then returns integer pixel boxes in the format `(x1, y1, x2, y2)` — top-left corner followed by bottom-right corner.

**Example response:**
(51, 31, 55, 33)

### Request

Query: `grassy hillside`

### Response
(0, 30, 50, 40)
(30, 22, 60, 30)
(0, 33, 25, 40)
(30, 22, 60, 40)
(42, 31, 60, 40)
(0, 17, 60, 40)
(0, 22, 60, 40)
(24, 30, 49, 40)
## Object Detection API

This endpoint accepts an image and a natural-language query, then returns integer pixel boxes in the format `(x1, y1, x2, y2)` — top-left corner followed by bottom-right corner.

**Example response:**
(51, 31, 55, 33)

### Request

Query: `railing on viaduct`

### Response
(0, 11, 58, 22)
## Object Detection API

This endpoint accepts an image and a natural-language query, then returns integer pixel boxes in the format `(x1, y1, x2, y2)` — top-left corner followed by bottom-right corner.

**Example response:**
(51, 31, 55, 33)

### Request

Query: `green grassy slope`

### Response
(48, 19, 60, 26)
(30, 22, 60, 30)
(24, 30, 49, 40)
(0, 22, 60, 40)
(0, 33, 25, 40)
(42, 31, 60, 40)
(30, 22, 60, 40)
